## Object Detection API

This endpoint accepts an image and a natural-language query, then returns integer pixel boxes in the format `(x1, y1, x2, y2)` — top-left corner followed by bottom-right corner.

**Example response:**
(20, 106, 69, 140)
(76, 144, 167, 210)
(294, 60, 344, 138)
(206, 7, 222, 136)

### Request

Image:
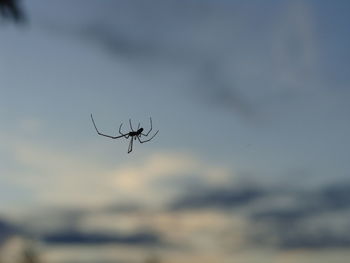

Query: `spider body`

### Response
(91, 114, 158, 153)
(129, 128, 143, 137)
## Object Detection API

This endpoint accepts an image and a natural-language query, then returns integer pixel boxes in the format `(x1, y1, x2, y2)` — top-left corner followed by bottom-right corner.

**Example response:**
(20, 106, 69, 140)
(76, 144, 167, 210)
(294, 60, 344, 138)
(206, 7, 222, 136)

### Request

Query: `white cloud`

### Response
(108, 151, 233, 205)
(1, 128, 233, 209)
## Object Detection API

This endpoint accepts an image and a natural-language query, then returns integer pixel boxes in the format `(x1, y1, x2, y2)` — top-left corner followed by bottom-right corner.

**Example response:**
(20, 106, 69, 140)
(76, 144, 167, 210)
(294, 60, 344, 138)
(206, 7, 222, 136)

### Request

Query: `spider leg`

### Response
(138, 130, 159, 143)
(91, 114, 127, 139)
(119, 123, 129, 139)
(141, 117, 153, 136)
(128, 136, 134, 153)
(137, 123, 140, 129)
(129, 119, 135, 132)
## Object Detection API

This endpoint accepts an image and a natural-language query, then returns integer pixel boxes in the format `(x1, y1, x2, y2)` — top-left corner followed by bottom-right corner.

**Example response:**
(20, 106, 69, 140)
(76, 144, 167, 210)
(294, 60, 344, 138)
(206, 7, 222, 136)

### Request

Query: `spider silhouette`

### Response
(91, 114, 159, 153)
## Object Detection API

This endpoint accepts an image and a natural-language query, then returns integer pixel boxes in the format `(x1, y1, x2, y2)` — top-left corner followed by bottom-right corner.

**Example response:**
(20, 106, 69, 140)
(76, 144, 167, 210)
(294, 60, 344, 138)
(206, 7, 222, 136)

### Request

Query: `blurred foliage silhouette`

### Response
(0, 0, 26, 23)
(20, 243, 41, 263)
(144, 254, 161, 263)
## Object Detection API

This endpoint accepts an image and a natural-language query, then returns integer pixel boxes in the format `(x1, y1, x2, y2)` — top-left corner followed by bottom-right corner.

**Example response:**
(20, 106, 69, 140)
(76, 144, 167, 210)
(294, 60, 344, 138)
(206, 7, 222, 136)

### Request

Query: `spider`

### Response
(91, 114, 159, 153)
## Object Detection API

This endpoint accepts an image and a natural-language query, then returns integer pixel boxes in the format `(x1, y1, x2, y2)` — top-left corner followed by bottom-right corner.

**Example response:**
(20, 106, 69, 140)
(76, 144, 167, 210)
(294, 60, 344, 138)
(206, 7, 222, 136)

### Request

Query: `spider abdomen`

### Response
(129, 131, 138, 136)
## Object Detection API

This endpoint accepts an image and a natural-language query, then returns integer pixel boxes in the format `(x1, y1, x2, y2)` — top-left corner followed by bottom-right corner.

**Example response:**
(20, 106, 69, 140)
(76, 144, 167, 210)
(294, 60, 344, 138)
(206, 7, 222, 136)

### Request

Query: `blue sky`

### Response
(0, 0, 350, 262)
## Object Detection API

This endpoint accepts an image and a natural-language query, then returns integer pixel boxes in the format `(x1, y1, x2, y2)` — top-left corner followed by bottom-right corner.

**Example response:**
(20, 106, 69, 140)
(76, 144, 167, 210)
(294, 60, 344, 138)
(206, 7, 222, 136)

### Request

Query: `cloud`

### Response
(0, 218, 20, 245)
(171, 183, 266, 210)
(195, 58, 257, 119)
(247, 181, 350, 249)
(11, 141, 112, 207)
(34, 0, 259, 119)
(251, 182, 350, 223)
(168, 178, 350, 250)
(5, 127, 350, 251)
(2, 127, 233, 209)
(26, 0, 323, 124)
(108, 152, 232, 205)
(7, 178, 350, 263)
(41, 230, 162, 246)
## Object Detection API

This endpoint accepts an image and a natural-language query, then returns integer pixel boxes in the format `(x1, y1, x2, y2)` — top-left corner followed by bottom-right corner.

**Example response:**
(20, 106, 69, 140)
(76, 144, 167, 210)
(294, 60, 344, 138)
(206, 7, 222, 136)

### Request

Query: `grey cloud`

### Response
(251, 182, 350, 223)
(279, 231, 350, 249)
(72, 22, 159, 59)
(170, 178, 350, 250)
(196, 59, 257, 119)
(12, 179, 350, 251)
(0, 218, 20, 244)
(100, 203, 144, 214)
(41, 230, 162, 246)
(36, 0, 257, 118)
(248, 181, 350, 249)
(170, 184, 266, 210)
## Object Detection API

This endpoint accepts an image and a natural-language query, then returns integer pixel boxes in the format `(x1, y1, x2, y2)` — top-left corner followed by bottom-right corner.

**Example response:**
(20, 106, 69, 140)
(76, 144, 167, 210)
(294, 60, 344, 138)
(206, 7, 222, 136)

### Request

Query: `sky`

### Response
(0, 0, 350, 262)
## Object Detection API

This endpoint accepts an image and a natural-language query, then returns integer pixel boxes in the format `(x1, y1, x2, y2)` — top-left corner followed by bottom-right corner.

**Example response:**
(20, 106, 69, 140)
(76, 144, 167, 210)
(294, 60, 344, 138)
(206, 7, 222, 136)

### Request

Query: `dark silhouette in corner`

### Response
(0, 0, 26, 23)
